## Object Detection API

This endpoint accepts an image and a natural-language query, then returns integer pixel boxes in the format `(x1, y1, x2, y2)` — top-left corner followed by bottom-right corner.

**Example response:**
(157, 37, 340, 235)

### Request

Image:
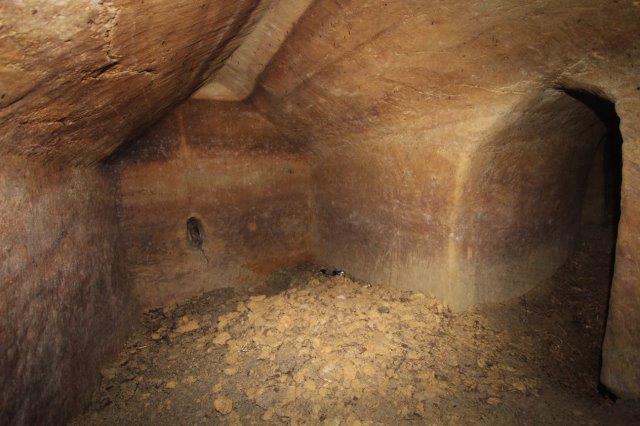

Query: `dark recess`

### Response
(559, 87, 623, 399)
(186, 216, 205, 249)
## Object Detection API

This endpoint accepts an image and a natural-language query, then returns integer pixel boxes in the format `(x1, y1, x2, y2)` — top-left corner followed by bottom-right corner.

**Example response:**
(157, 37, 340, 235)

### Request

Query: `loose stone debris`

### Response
(74, 240, 640, 425)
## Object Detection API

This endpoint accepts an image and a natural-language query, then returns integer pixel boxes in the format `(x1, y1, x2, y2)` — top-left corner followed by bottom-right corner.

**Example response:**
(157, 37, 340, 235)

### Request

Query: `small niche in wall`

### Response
(186, 217, 205, 249)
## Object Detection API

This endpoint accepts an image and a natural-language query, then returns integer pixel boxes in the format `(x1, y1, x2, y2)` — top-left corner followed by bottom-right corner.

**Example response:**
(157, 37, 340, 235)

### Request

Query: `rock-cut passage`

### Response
(2, 0, 640, 423)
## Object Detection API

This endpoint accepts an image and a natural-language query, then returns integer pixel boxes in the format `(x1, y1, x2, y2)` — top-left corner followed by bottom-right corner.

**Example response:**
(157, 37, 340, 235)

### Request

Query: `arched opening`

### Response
(559, 87, 623, 396)
(457, 86, 624, 397)
(561, 87, 622, 263)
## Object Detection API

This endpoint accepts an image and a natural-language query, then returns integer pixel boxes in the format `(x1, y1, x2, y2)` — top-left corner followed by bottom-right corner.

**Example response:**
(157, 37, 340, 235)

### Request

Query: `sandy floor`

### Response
(72, 227, 640, 425)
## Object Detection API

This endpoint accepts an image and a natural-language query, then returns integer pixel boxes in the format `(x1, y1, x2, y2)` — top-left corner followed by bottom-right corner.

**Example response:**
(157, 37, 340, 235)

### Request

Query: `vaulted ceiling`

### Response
(1, 0, 638, 166)
(0, 0, 309, 165)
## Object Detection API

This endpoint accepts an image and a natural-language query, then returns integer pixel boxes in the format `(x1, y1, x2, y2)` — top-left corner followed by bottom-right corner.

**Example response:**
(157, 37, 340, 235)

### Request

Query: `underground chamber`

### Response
(2, 1, 640, 424)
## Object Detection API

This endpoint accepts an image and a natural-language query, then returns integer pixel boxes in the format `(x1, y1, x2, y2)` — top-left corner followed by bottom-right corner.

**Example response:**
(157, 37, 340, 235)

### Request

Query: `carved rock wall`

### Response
(0, 157, 133, 424)
(0, 0, 260, 164)
(251, 0, 640, 397)
(0, 0, 267, 422)
(2, 0, 640, 413)
(113, 100, 314, 309)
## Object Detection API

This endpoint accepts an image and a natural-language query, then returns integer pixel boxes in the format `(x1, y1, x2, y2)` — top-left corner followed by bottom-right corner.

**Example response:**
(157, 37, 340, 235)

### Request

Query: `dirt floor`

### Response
(72, 226, 640, 425)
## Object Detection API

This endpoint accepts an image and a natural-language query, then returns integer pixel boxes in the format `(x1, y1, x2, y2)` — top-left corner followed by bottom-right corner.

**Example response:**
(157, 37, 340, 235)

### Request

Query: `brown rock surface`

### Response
(249, 0, 640, 398)
(72, 260, 640, 424)
(194, 0, 315, 101)
(112, 99, 314, 309)
(0, 0, 261, 164)
(2, 0, 640, 421)
(0, 0, 274, 422)
(0, 156, 133, 424)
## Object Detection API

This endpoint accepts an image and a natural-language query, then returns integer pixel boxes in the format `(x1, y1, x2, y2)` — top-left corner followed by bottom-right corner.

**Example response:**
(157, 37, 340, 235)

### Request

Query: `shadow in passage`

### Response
(470, 87, 630, 418)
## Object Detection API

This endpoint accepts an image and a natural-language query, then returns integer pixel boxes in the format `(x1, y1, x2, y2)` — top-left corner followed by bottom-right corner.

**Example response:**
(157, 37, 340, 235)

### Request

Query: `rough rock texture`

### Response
(0, 157, 133, 425)
(2, 0, 640, 418)
(0, 0, 261, 164)
(0, 0, 277, 422)
(194, 0, 314, 101)
(113, 100, 314, 309)
(457, 91, 606, 304)
(249, 0, 640, 398)
(603, 97, 640, 398)
(73, 253, 640, 424)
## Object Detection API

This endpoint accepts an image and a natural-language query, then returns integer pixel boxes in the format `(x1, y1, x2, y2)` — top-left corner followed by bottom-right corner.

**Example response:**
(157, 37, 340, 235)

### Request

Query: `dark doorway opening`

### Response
(561, 88, 622, 244)
(560, 87, 623, 397)
(560, 88, 622, 285)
